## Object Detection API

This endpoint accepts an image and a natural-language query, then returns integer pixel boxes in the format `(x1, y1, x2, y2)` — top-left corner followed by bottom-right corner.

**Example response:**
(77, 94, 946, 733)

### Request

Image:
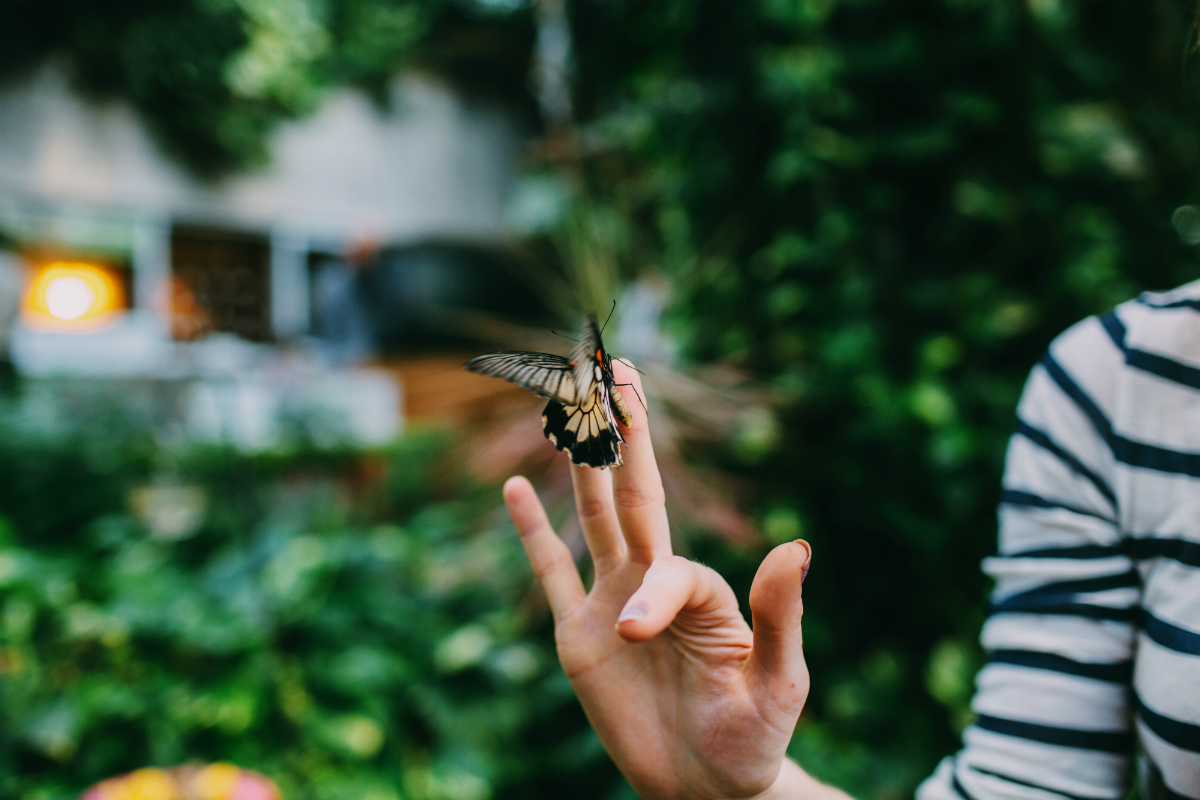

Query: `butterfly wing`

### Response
(463, 351, 577, 405)
(568, 317, 603, 405)
(542, 381, 625, 468)
(464, 319, 628, 469)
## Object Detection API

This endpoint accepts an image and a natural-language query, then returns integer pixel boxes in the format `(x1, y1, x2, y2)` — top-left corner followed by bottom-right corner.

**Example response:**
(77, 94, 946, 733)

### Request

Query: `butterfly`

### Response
(463, 316, 635, 468)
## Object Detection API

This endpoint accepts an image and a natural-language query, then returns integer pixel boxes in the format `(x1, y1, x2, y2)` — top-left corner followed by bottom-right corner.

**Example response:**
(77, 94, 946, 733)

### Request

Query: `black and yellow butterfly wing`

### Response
(463, 325, 628, 468)
(541, 382, 625, 468)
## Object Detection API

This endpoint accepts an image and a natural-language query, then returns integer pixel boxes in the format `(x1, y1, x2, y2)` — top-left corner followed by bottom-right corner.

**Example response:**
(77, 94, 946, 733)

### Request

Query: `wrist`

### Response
(748, 759, 805, 800)
(749, 759, 832, 800)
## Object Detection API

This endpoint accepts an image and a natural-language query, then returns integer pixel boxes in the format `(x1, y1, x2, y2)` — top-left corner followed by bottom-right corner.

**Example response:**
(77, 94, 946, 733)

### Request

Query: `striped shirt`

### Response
(917, 281, 1200, 800)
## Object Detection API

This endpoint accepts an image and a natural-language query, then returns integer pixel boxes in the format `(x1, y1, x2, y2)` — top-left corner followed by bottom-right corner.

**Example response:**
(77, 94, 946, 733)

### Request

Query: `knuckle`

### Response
(625, 542, 658, 566)
(533, 549, 575, 582)
(612, 482, 665, 511)
(777, 675, 810, 711)
(754, 615, 798, 636)
(575, 496, 612, 522)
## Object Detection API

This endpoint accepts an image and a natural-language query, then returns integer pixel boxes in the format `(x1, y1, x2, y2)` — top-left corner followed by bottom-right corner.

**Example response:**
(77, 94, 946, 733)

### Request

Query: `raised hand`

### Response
(503, 361, 829, 800)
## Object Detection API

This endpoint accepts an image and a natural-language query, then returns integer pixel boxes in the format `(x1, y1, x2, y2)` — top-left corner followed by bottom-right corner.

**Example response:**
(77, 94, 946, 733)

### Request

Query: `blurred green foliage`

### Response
(6, 1, 1200, 799)
(0, 0, 534, 175)
(0, 408, 626, 800)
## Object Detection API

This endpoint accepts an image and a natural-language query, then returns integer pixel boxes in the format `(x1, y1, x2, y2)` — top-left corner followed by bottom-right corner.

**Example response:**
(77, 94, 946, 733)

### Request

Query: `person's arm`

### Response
(919, 314, 1135, 800)
(503, 360, 853, 800)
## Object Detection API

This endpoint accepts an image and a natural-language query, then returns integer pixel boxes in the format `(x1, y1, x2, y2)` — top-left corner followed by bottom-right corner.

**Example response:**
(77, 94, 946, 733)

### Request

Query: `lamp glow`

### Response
(45, 276, 97, 320)
(23, 261, 125, 330)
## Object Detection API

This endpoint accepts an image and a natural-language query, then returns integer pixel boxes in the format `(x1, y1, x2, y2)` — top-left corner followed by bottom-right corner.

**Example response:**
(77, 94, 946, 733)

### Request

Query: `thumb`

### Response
(614, 555, 738, 642)
(746, 540, 811, 718)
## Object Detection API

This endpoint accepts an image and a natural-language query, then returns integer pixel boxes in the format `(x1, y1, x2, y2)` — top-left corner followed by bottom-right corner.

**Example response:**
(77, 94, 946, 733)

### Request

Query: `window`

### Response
(170, 227, 270, 341)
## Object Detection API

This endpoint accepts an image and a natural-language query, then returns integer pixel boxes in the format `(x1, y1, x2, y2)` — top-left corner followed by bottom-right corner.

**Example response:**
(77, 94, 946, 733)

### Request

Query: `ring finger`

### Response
(570, 462, 626, 573)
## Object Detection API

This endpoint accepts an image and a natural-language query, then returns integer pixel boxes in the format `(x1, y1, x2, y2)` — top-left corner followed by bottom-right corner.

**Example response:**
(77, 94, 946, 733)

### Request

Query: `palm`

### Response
(503, 364, 811, 800)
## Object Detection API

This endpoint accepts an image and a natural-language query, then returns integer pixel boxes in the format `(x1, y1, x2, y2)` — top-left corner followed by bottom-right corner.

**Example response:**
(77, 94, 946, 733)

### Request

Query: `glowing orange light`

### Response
(23, 261, 125, 330)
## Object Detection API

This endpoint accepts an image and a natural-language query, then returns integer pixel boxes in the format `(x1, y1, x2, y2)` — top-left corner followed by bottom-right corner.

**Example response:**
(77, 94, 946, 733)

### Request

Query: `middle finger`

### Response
(609, 361, 672, 564)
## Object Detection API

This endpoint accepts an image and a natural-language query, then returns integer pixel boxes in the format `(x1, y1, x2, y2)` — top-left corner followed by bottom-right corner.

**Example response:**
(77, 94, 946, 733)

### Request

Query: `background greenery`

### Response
(4, 0, 1200, 798)
(0, 406, 618, 800)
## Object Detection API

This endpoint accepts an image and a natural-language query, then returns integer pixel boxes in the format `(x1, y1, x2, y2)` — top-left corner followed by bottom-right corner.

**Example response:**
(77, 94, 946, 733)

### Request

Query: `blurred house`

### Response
(0, 64, 531, 447)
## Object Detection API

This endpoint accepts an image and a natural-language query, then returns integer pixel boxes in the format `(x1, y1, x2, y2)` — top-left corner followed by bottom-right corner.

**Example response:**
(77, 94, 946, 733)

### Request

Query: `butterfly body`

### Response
(463, 317, 630, 468)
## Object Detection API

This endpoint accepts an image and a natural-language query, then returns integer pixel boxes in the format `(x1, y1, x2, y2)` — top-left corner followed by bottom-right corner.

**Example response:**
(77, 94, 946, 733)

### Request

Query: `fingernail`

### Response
(795, 539, 812, 584)
(617, 601, 648, 623)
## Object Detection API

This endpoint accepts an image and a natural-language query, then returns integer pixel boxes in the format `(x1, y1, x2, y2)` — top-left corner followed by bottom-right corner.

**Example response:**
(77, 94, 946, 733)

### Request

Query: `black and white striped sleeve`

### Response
(918, 316, 1136, 800)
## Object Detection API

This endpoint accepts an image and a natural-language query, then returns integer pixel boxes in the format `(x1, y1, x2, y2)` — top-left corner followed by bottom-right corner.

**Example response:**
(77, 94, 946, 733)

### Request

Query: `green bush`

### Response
(0, 409, 622, 800)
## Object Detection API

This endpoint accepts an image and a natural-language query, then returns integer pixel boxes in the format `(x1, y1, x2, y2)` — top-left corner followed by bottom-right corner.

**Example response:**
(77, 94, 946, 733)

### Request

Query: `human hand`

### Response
(503, 361, 813, 800)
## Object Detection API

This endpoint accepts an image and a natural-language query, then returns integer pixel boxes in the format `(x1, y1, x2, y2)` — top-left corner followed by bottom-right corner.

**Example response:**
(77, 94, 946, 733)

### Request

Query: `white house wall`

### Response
(0, 63, 521, 448)
(0, 63, 520, 245)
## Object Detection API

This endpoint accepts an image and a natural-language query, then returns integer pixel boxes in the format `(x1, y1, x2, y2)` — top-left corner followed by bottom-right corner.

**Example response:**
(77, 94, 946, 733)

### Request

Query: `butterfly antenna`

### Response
(614, 382, 648, 414)
(600, 299, 616, 335)
(550, 330, 580, 343)
(614, 357, 646, 376)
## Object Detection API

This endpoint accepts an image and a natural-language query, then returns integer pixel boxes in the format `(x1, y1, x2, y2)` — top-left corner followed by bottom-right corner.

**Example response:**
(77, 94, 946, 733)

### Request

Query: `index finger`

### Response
(503, 476, 587, 621)
(610, 360, 671, 564)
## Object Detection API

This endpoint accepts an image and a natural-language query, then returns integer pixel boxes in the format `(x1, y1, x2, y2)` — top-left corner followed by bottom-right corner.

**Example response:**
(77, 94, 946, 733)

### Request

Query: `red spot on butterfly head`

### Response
(595, 349, 602, 362)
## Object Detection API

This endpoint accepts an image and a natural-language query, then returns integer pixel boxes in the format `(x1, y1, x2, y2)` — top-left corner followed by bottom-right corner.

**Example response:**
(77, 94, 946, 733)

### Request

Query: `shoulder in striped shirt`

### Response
(917, 280, 1200, 800)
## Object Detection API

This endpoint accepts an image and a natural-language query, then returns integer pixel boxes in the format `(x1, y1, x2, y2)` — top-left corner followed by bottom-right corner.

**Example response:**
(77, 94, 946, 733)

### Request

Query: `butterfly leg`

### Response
(613, 382, 647, 414)
(613, 357, 647, 376)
